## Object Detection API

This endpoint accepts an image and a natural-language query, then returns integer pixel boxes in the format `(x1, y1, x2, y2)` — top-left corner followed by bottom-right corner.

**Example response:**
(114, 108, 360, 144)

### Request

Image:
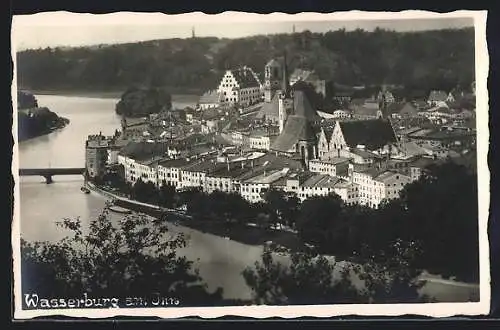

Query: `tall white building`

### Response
(349, 164, 412, 208)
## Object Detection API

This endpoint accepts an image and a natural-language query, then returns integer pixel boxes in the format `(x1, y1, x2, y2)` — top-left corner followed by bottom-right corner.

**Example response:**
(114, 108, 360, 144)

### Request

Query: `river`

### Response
(17, 94, 274, 301)
(16, 94, 478, 303)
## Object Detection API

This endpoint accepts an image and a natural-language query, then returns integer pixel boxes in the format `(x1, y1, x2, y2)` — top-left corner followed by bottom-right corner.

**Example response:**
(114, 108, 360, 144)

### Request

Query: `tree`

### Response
(131, 179, 159, 205)
(115, 87, 172, 117)
(242, 249, 361, 305)
(263, 189, 288, 229)
(243, 244, 427, 305)
(398, 161, 479, 282)
(296, 195, 344, 252)
(17, 28, 474, 96)
(354, 238, 427, 303)
(21, 204, 224, 306)
(264, 190, 300, 230)
(158, 180, 176, 208)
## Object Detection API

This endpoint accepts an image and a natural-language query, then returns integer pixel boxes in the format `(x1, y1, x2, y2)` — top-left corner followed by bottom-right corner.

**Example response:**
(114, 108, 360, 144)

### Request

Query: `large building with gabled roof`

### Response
(217, 66, 263, 107)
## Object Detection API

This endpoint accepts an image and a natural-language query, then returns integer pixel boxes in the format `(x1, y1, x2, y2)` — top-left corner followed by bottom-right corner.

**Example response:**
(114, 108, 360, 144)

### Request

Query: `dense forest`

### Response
(16, 28, 474, 96)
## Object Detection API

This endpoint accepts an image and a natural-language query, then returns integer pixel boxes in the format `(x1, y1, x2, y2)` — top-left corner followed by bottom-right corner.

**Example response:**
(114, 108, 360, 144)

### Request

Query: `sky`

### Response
(12, 11, 476, 51)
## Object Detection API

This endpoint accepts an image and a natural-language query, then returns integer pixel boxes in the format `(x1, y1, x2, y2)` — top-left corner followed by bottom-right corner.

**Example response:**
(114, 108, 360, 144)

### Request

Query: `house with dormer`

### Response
(217, 66, 263, 107)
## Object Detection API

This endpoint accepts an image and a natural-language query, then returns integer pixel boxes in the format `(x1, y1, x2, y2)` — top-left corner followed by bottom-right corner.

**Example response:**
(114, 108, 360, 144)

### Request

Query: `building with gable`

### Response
(318, 118, 399, 161)
(427, 90, 449, 107)
(217, 66, 263, 107)
(198, 90, 221, 110)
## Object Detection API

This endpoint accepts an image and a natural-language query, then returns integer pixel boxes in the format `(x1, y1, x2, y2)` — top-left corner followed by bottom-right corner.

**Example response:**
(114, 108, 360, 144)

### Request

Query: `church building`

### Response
(269, 61, 321, 168)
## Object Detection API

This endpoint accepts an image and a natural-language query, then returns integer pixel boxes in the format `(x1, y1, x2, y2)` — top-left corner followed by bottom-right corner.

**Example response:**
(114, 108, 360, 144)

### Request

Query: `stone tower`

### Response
(264, 59, 283, 102)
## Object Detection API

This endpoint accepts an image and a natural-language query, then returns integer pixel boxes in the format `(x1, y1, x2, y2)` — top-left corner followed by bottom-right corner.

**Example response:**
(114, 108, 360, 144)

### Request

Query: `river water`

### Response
(16, 95, 478, 303)
(17, 94, 273, 301)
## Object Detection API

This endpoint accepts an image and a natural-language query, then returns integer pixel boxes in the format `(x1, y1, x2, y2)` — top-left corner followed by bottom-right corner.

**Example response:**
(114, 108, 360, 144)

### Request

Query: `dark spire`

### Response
(282, 51, 290, 93)
(191, 26, 195, 38)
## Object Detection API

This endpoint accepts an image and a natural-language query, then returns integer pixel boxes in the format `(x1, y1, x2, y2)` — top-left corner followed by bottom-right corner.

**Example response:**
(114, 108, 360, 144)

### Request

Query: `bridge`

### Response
(19, 168, 86, 184)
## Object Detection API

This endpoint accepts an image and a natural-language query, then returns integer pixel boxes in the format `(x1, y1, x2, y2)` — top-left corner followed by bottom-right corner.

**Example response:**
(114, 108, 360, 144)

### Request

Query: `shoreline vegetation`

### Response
(90, 161, 478, 283)
(17, 91, 71, 142)
(85, 181, 479, 303)
(30, 89, 200, 104)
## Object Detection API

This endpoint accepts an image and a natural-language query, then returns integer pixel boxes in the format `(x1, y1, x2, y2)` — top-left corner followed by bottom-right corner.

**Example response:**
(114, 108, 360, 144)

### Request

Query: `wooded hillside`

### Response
(16, 28, 475, 95)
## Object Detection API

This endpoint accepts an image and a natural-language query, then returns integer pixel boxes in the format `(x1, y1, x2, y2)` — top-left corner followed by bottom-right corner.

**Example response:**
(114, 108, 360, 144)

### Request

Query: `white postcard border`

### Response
(11, 9, 490, 319)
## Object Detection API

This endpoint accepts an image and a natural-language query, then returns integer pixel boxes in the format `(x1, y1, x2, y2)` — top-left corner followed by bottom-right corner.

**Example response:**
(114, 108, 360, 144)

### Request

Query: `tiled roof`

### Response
(199, 90, 221, 104)
(428, 90, 448, 102)
(231, 67, 261, 89)
(181, 156, 218, 172)
(266, 58, 282, 67)
(244, 169, 287, 184)
(158, 158, 192, 168)
(350, 148, 381, 159)
(358, 167, 386, 178)
(293, 90, 320, 121)
(350, 105, 379, 118)
(398, 103, 418, 116)
(374, 171, 408, 183)
(270, 116, 316, 152)
(290, 69, 318, 82)
(206, 163, 255, 179)
(302, 174, 341, 188)
(119, 141, 168, 160)
(339, 119, 397, 151)
(256, 92, 280, 120)
(311, 157, 350, 165)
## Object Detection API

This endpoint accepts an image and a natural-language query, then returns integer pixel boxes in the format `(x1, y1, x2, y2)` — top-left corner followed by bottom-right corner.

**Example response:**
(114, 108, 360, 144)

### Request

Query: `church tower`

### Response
(278, 52, 292, 133)
(377, 93, 387, 119)
(264, 58, 283, 102)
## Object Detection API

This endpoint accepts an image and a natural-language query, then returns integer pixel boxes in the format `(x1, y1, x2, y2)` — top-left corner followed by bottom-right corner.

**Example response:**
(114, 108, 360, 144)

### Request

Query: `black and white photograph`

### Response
(11, 10, 490, 319)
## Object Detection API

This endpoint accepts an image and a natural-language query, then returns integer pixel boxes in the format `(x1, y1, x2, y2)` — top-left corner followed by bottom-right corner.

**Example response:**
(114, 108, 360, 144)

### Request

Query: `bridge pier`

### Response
(43, 175, 53, 184)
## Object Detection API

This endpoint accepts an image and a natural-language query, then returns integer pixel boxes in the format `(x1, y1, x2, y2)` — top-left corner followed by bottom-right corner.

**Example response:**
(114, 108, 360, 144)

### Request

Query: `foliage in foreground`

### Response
(21, 204, 223, 306)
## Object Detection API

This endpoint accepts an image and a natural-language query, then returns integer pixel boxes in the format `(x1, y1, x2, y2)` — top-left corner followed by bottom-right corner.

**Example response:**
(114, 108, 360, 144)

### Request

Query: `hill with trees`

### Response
(16, 28, 474, 96)
(115, 87, 172, 117)
(17, 91, 70, 141)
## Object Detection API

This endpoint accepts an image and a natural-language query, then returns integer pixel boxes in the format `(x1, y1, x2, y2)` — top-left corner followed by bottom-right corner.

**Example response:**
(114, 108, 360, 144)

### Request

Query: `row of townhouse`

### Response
(292, 173, 359, 205)
(118, 147, 421, 208)
(348, 164, 413, 208)
(229, 128, 278, 151)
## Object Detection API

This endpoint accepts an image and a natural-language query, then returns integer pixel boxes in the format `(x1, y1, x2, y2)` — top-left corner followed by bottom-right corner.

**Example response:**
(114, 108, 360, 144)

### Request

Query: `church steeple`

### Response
(191, 26, 196, 38)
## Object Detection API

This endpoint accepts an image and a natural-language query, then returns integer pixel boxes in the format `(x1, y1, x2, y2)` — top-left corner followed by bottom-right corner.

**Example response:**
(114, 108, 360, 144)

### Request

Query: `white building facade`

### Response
(217, 67, 263, 107)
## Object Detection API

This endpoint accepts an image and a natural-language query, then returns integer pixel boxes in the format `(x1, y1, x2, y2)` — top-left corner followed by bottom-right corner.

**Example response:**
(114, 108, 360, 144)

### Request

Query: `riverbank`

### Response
(86, 182, 304, 251)
(32, 90, 123, 99)
(90, 182, 480, 302)
(18, 114, 70, 142)
(31, 90, 202, 103)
